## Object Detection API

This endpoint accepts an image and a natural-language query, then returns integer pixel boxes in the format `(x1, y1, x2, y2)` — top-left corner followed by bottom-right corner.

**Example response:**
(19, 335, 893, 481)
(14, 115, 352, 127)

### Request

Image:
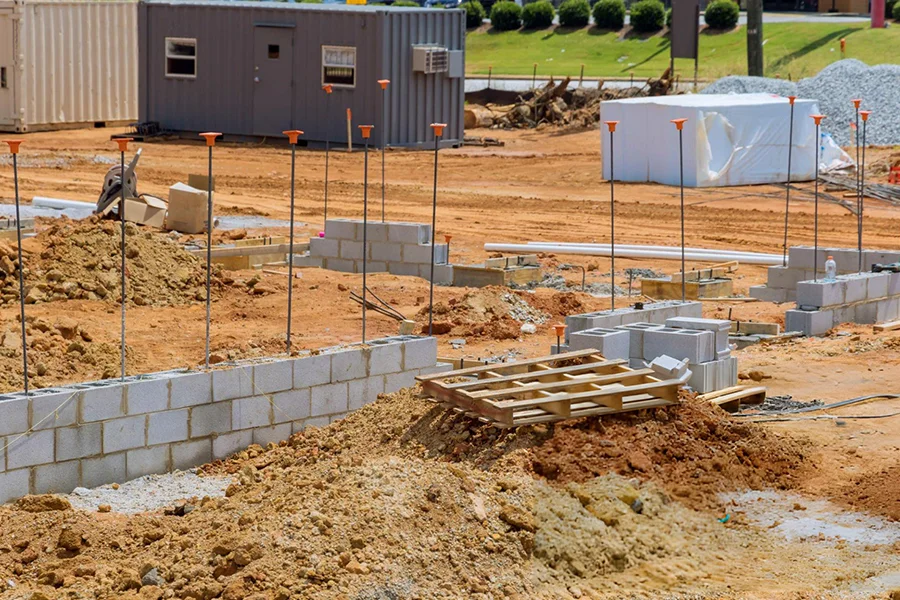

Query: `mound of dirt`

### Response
(0, 315, 120, 392)
(5, 216, 228, 307)
(838, 464, 900, 522)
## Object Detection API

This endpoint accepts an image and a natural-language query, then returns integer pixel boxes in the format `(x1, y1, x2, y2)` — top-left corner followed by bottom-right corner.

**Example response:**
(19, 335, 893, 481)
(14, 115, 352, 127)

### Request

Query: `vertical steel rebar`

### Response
(360, 125, 373, 343)
(284, 130, 303, 354)
(605, 121, 618, 312)
(5, 141, 28, 394)
(200, 132, 220, 369)
(323, 84, 333, 224)
(853, 100, 861, 271)
(428, 124, 445, 337)
(811, 116, 824, 281)
(671, 118, 687, 303)
(119, 147, 127, 381)
(859, 110, 871, 261)
(782, 96, 796, 267)
(379, 80, 389, 223)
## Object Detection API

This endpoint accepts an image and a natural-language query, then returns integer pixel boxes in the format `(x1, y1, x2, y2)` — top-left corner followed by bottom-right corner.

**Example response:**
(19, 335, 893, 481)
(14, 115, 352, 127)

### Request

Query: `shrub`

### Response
(392, 0, 420, 5)
(522, 0, 555, 28)
(629, 0, 665, 32)
(592, 0, 625, 29)
(704, 0, 739, 29)
(462, 0, 487, 27)
(666, 7, 672, 26)
(893, 0, 900, 19)
(490, 1, 522, 29)
(558, 0, 591, 27)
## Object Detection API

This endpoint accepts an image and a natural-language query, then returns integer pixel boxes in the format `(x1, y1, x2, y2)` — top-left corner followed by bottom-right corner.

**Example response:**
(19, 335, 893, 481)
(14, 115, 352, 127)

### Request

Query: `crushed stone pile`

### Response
(0, 315, 120, 392)
(0, 388, 811, 599)
(702, 59, 900, 146)
(3, 216, 229, 307)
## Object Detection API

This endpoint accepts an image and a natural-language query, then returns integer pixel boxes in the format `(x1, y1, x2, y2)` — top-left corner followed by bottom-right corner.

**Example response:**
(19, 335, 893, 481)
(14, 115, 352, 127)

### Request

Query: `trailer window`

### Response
(1, 67, 6, 89)
(165, 38, 197, 79)
(322, 46, 356, 88)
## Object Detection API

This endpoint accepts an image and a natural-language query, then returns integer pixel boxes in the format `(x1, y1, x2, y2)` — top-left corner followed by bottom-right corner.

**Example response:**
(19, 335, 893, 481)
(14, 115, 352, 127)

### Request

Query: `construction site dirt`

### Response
(0, 127, 899, 598)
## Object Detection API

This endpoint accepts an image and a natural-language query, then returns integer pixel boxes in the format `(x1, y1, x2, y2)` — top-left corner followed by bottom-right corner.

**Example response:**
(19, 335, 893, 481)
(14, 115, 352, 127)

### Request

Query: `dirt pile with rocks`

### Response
(2, 216, 228, 307)
(0, 315, 120, 392)
(0, 387, 814, 599)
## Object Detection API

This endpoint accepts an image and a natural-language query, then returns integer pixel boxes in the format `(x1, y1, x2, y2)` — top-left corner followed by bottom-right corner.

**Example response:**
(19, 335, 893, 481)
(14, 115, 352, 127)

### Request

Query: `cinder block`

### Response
(0, 469, 30, 504)
(126, 445, 169, 480)
(643, 328, 715, 365)
(271, 388, 311, 423)
(360, 260, 388, 273)
(147, 409, 189, 445)
(31, 389, 78, 431)
(550, 343, 571, 355)
(370, 242, 402, 262)
(292, 253, 323, 268)
(614, 323, 665, 359)
(388, 222, 430, 244)
(294, 416, 330, 433)
(368, 342, 403, 376)
(418, 362, 454, 376)
(212, 365, 254, 402)
(6, 429, 54, 469)
(82, 453, 126, 489)
(628, 358, 648, 369)
(232, 396, 273, 430)
(665, 317, 731, 353)
(788, 246, 816, 270)
(324, 219, 359, 241)
(309, 236, 340, 258)
(103, 415, 146, 453)
(785, 309, 834, 336)
(876, 297, 900, 323)
(0, 397, 28, 437)
(672, 301, 703, 319)
(311, 383, 348, 417)
(169, 372, 211, 408)
(384, 371, 417, 394)
(748, 285, 789, 303)
(125, 378, 170, 415)
(766, 266, 806, 291)
(796, 279, 846, 309)
(866, 273, 890, 300)
(331, 348, 368, 382)
(212, 430, 253, 460)
(649, 355, 689, 379)
(339, 240, 364, 260)
(253, 360, 293, 394)
(33, 460, 80, 495)
(888, 272, 900, 296)
(402, 243, 448, 265)
(833, 304, 856, 326)
(717, 357, 738, 390)
(388, 262, 419, 277)
(855, 301, 878, 324)
(426, 263, 454, 284)
(172, 439, 212, 472)
(363, 222, 390, 242)
(293, 353, 332, 388)
(568, 328, 630, 360)
(323, 257, 357, 273)
(190, 401, 232, 438)
(843, 275, 868, 304)
(403, 336, 438, 370)
(56, 423, 102, 461)
(349, 376, 385, 410)
(252, 423, 292, 447)
(80, 385, 125, 422)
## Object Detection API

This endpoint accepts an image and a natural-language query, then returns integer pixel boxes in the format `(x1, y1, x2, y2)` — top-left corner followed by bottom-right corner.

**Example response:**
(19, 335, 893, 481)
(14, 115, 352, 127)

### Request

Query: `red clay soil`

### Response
(837, 464, 900, 522)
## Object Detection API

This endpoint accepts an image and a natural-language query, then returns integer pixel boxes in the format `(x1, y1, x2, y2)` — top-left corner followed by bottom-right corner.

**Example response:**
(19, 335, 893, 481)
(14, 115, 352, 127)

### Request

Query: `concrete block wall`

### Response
(299, 219, 450, 279)
(750, 246, 900, 303)
(563, 301, 702, 343)
(0, 336, 444, 504)
(786, 271, 900, 336)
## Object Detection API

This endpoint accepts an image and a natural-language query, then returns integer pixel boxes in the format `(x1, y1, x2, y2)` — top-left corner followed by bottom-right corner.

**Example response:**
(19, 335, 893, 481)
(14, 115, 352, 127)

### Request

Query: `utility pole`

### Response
(746, 0, 764, 76)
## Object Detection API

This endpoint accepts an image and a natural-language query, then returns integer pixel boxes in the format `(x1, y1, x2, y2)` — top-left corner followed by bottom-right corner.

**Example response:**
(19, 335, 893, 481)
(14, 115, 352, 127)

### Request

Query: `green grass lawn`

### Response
(465, 22, 900, 80)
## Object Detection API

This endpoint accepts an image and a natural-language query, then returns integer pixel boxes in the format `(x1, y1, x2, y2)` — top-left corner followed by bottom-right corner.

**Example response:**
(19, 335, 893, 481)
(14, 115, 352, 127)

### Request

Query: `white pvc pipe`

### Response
(484, 243, 783, 265)
(524, 241, 779, 260)
(32, 196, 94, 211)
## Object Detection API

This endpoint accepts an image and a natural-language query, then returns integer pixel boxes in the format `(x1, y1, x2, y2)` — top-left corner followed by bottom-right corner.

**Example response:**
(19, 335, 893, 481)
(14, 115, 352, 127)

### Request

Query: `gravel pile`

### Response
(703, 59, 900, 146)
(66, 470, 233, 514)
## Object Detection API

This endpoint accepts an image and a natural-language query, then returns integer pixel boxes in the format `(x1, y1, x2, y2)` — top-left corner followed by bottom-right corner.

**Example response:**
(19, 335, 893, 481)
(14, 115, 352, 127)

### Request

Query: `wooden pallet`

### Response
(701, 385, 767, 413)
(416, 349, 687, 427)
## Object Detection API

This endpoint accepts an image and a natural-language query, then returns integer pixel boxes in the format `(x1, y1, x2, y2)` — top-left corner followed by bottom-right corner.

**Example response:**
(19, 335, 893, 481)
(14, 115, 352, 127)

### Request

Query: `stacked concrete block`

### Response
(0, 335, 440, 505)
(567, 328, 630, 360)
(787, 271, 900, 336)
(563, 301, 701, 343)
(614, 323, 665, 358)
(643, 328, 715, 366)
(665, 317, 731, 354)
(687, 356, 738, 394)
(301, 219, 450, 280)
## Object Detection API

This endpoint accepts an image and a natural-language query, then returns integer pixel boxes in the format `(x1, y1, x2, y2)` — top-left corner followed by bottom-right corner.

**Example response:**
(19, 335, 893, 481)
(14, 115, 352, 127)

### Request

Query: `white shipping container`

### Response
(0, 0, 138, 132)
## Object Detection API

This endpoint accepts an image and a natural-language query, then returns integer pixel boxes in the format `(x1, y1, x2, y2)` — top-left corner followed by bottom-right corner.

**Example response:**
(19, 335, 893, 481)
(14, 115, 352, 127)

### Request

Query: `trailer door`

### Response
(252, 26, 294, 137)
(0, 9, 15, 129)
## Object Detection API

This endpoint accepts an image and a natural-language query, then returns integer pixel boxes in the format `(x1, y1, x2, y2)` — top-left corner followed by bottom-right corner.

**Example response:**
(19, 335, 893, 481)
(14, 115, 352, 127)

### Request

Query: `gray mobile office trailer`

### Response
(138, 0, 465, 148)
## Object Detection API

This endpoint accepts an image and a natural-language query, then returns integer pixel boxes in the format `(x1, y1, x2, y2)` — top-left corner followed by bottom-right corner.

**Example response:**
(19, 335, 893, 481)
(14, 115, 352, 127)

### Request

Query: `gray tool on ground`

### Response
(95, 148, 142, 214)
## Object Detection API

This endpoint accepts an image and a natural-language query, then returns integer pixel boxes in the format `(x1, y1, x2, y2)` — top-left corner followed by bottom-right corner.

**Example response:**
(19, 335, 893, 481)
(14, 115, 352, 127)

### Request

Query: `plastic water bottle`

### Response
(825, 255, 837, 281)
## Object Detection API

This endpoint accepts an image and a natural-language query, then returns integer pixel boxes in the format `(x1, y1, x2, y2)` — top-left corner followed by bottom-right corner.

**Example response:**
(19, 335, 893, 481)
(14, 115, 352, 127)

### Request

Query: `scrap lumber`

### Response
(873, 320, 900, 333)
(701, 385, 766, 413)
(819, 173, 900, 206)
(671, 261, 738, 283)
(416, 349, 687, 427)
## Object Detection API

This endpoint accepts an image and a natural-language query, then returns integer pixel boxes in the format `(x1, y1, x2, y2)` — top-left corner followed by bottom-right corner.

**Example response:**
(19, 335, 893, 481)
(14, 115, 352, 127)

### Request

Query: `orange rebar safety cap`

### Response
(3, 140, 22, 154)
(431, 123, 447, 137)
(604, 121, 619, 133)
(114, 137, 133, 152)
(200, 132, 222, 147)
(788, 95, 796, 105)
(670, 118, 688, 130)
(852, 98, 861, 109)
(378, 79, 390, 90)
(553, 323, 566, 337)
(283, 130, 304, 144)
(359, 125, 374, 139)
(811, 114, 826, 125)
(323, 84, 333, 94)
(859, 110, 871, 122)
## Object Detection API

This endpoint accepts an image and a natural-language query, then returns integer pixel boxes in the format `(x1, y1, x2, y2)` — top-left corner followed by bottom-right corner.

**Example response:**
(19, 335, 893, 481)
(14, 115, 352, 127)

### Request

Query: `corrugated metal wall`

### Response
(13, 0, 138, 129)
(139, 1, 464, 147)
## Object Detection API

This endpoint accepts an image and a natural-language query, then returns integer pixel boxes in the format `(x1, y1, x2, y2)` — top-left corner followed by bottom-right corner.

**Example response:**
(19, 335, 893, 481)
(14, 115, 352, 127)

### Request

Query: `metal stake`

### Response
(852, 99, 861, 271)
(283, 130, 304, 354)
(115, 138, 133, 381)
(605, 121, 619, 311)
(5, 140, 28, 394)
(323, 84, 333, 224)
(488, 66, 492, 89)
(428, 123, 446, 337)
(532, 63, 537, 89)
(378, 80, 390, 223)
(359, 125, 374, 343)
(782, 96, 796, 266)
(859, 110, 871, 261)
(671, 118, 688, 303)
(200, 132, 221, 368)
(811, 115, 825, 281)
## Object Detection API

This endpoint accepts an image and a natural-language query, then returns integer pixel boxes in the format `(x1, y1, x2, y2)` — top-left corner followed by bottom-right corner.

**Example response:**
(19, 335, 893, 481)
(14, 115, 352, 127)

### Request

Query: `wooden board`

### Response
(701, 385, 766, 413)
(874, 320, 900, 333)
(730, 321, 781, 335)
(417, 350, 684, 427)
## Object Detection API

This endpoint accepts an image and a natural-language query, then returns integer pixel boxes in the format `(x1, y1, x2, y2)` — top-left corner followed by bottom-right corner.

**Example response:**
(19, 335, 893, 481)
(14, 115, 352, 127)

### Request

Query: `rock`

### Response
(246, 275, 261, 289)
(67, 340, 86, 354)
(337, 283, 348, 292)
(616, 485, 640, 506)
(16, 495, 72, 512)
(520, 323, 537, 335)
(630, 498, 644, 514)
(0, 255, 15, 275)
(747, 370, 770, 382)
(24, 287, 43, 304)
(626, 451, 652, 473)
(126, 246, 139, 259)
(1, 330, 20, 349)
(94, 283, 109, 299)
(252, 284, 275, 295)
(344, 560, 369, 575)
(55, 316, 79, 340)
(141, 568, 161, 587)
(98, 504, 111, 513)
(118, 569, 142, 591)
(80, 328, 94, 342)
(209, 352, 227, 365)
(499, 504, 536, 533)
(57, 528, 83, 552)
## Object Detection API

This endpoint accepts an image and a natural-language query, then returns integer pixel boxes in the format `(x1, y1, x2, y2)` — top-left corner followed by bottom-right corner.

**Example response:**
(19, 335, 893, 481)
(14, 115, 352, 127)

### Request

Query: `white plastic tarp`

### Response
(600, 94, 852, 187)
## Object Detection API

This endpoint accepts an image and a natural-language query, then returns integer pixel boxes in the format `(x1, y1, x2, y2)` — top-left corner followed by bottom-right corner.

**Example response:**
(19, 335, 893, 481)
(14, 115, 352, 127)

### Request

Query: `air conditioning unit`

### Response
(412, 46, 449, 74)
